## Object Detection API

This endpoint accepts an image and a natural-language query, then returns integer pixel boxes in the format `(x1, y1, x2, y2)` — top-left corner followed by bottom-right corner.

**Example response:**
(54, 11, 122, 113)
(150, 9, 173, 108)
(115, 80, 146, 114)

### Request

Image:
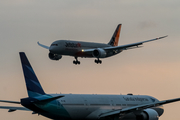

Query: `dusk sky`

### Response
(0, 0, 180, 120)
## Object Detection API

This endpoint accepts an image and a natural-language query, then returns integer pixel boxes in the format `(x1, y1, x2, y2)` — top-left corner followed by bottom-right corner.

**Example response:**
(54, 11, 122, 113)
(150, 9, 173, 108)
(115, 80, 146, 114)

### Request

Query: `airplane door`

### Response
(84, 100, 88, 106)
(84, 100, 89, 110)
(111, 100, 115, 110)
(56, 100, 61, 109)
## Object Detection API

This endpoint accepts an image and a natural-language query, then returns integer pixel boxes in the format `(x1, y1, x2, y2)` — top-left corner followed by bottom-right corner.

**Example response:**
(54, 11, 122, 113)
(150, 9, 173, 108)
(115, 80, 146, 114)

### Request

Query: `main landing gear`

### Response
(94, 58, 102, 64)
(73, 57, 80, 65)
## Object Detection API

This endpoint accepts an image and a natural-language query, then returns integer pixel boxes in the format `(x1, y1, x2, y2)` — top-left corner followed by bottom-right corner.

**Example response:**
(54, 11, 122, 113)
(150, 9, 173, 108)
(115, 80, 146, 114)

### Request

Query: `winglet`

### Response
(37, 42, 50, 49)
(108, 24, 122, 46)
(141, 35, 168, 43)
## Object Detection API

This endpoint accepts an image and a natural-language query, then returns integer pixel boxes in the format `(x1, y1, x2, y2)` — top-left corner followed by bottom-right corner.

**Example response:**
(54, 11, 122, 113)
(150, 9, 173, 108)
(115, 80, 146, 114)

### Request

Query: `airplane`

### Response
(38, 24, 168, 65)
(0, 52, 180, 120)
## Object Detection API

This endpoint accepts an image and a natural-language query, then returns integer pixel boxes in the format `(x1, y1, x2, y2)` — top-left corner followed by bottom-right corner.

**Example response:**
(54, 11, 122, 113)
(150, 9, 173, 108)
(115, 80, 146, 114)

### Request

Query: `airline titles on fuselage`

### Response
(65, 42, 81, 48)
(123, 97, 149, 102)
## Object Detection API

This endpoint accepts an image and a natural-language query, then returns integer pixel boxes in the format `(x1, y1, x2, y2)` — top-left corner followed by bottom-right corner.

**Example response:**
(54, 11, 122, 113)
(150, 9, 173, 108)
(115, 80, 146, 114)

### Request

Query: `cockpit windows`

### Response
(51, 44, 58, 46)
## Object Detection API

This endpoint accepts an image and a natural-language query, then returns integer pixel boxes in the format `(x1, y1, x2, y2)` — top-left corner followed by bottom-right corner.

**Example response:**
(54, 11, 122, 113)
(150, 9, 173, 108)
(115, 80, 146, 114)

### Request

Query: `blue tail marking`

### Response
(19, 52, 45, 97)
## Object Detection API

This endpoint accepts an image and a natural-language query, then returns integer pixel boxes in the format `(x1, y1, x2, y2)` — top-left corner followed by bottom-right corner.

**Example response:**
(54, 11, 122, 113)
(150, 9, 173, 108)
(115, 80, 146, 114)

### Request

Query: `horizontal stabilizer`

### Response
(33, 95, 64, 104)
(0, 106, 30, 111)
(0, 100, 21, 104)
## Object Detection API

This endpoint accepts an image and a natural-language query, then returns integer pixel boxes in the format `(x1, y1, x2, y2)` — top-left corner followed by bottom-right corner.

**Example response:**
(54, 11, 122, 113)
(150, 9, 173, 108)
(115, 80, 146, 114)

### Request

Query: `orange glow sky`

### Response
(0, 0, 180, 120)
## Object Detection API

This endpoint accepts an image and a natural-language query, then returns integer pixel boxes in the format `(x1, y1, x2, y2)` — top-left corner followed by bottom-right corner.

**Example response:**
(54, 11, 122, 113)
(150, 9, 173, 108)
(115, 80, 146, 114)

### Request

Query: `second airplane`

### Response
(38, 24, 167, 65)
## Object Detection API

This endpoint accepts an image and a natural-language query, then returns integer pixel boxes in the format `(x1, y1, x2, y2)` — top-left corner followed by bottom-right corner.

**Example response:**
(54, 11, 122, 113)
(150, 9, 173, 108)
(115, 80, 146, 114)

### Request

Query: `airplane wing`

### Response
(0, 106, 30, 112)
(37, 42, 49, 49)
(104, 35, 168, 51)
(81, 35, 167, 55)
(99, 97, 180, 118)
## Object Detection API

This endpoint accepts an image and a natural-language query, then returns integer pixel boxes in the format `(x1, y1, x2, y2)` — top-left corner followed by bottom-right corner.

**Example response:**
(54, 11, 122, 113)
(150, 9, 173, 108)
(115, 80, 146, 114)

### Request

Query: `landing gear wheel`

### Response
(73, 60, 77, 65)
(95, 59, 98, 63)
(73, 57, 80, 65)
(94, 59, 102, 64)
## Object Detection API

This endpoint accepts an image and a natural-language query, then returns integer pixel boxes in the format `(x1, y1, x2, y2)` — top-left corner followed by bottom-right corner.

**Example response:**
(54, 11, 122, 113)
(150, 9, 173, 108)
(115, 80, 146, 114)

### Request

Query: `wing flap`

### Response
(99, 109, 121, 118)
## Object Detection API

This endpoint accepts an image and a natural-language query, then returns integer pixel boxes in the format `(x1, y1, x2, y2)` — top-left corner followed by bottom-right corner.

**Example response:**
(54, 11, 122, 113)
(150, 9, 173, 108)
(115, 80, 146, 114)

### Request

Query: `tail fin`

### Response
(19, 52, 45, 97)
(108, 24, 122, 46)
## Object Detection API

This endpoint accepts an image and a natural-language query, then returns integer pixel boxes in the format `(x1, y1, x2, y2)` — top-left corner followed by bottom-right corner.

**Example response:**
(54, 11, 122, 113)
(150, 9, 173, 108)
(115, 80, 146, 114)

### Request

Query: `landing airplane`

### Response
(0, 52, 180, 120)
(38, 24, 168, 65)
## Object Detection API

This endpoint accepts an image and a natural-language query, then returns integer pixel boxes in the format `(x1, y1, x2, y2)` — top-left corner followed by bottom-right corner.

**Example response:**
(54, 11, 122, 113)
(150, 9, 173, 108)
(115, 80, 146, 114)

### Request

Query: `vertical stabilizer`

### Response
(108, 24, 122, 46)
(19, 52, 45, 97)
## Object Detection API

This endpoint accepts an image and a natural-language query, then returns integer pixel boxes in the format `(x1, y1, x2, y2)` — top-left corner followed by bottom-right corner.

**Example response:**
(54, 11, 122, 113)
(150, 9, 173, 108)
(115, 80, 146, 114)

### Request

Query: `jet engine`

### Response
(92, 48, 107, 58)
(136, 109, 159, 120)
(48, 52, 62, 60)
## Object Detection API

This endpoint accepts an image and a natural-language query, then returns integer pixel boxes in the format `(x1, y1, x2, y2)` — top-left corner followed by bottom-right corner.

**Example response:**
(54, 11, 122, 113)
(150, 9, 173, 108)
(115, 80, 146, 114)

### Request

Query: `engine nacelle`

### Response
(92, 48, 107, 58)
(136, 109, 159, 120)
(48, 52, 62, 60)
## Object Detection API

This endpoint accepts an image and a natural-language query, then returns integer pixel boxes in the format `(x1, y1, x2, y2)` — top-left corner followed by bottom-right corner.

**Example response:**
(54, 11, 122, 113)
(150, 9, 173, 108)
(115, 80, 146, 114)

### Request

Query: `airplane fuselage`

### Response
(49, 40, 122, 58)
(27, 94, 164, 120)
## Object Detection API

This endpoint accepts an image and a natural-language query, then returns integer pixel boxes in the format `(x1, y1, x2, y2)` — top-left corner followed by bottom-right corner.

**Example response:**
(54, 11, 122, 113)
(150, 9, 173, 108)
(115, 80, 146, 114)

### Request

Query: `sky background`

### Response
(0, 0, 180, 120)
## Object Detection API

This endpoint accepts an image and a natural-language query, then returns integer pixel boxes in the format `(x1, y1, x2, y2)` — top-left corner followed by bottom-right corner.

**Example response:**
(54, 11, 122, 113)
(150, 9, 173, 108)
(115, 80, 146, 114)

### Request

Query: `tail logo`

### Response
(108, 24, 122, 46)
(20, 52, 45, 97)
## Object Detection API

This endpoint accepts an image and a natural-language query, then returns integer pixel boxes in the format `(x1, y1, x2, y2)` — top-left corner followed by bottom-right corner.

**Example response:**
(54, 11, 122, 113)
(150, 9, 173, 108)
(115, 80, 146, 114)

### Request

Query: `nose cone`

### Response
(49, 46, 54, 52)
(49, 42, 61, 54)
(49, 46, 57, 53)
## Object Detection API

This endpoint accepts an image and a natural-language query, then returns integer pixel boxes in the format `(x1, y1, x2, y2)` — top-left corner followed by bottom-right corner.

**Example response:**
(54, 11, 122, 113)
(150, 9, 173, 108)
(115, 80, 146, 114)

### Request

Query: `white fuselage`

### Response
(49, 40, 120, 58)
(37, 94, 164, 120)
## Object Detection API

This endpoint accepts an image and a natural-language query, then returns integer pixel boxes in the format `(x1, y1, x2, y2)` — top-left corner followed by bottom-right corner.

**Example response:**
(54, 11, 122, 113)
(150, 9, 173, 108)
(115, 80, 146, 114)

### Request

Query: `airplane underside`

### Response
(48, 49, 123, 65)
(48, 112, 160, 120)
(74, 50, 122, 65)
(38, 105, 163, 120)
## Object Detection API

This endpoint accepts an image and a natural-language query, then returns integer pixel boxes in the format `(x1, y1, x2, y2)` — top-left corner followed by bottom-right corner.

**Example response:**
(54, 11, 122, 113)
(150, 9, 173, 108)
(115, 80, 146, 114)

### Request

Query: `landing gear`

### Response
(94, 59, 102, 64)
(73, 60, 80, 65)
(73, 57, 80, 65)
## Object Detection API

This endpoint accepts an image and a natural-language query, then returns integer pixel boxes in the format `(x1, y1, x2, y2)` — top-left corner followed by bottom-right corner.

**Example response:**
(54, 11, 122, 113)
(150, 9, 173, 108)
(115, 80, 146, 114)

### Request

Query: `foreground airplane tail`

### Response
(19, 52, 46, 97)
(108, 24, 122, 46)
